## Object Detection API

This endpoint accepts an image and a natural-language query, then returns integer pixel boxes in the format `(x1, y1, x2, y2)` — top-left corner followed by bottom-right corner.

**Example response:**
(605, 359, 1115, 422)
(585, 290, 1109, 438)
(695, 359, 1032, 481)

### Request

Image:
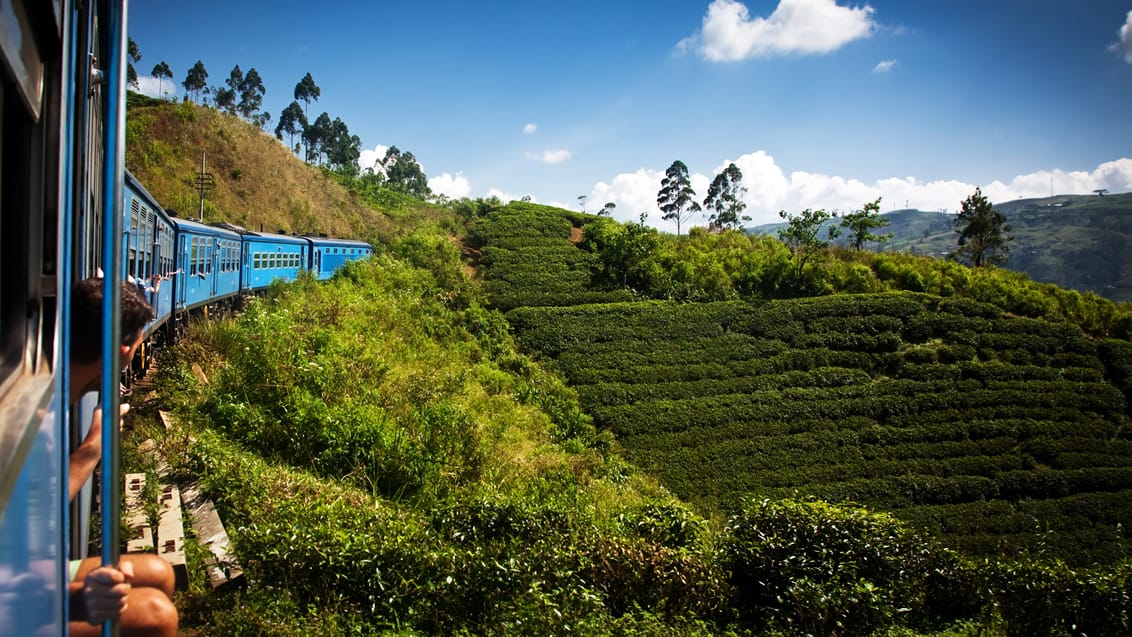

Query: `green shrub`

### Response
(719, 498, 966, 636)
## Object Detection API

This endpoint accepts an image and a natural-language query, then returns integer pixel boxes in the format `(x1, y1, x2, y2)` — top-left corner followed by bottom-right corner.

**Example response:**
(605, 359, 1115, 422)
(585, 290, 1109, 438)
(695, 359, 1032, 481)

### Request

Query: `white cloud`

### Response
(587, 168, 665, 222)
(358, 144, 390, 174)
(872, 59, 896, 73)
(586, 152, 1132, 233)
(677, 0, 875, 62)
(523, 123, 538, 134)
(134, 75, 176, 99)
(526, 149, 573, 164)
(428, 172, 471, 199)
(1109, 10, 1132, 63)
(486, 188, 523, 203)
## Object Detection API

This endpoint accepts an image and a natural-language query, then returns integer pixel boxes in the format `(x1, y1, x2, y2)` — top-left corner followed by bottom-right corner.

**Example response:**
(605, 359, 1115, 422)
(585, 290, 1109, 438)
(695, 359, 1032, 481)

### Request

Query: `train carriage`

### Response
(170, 218, 242, 313)
(241, 231, 309, 292)
(0, 1, 128, 634)
(306, 236, 373, 280)
(123, 170, 175, 334)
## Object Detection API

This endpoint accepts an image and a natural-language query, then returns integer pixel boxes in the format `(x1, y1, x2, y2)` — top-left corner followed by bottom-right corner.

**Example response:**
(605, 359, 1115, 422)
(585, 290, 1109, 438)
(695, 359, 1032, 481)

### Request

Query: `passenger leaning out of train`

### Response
(67, 278, 178, 637)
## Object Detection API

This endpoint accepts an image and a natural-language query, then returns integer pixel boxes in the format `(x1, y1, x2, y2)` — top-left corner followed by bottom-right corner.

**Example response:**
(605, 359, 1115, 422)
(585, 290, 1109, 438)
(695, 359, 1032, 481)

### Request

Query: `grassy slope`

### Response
(126, 99, 396, 241)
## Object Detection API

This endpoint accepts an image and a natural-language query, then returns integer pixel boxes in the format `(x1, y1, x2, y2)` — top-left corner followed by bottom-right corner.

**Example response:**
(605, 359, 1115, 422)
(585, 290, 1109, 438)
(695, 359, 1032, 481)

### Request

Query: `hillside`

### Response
(473, 203, 1132, 566)
(125, 99, 454, 242)
(134, 100, 1132, 635)
(748, 193, 1132, 301)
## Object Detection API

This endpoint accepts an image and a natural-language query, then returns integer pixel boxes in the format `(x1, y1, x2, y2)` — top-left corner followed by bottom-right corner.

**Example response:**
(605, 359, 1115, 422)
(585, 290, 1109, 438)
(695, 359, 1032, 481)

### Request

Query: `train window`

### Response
(190, 237, 198, 276)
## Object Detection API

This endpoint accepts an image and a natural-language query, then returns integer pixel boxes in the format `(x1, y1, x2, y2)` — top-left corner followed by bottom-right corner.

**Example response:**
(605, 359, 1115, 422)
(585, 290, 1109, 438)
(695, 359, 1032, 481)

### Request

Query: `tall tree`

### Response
(294, 72, 321, 118)
(778, 208, 840, 280)
(599, 202, 616, 217)
(214, 65, 243, 114)
(657, 160, 700, 235)
(238, 67, 266, 122)
(703, 163, 749, 230)
(151, 61, 173, 98)
(324, 117, 362, 173)
(126, 38, 141, 88)
(303, 112, 332, 163)
(275, 101, 307, 151)
(840, 197, 891, 250)
(182, 60, 208, 102)
(952, 187, 1011, 267)
(382, 146, 431, 198)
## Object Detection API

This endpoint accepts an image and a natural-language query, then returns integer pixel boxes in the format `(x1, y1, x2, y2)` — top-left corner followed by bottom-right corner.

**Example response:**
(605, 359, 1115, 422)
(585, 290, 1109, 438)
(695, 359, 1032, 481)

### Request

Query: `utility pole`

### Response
(194, 152, 215, 222)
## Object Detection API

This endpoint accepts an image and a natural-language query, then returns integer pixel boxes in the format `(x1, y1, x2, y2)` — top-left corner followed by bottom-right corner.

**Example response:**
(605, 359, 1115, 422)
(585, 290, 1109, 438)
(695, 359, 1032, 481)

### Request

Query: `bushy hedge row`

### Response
(575, 367, 873, 408)
(591, 379, 1124, 436)
(467, 208, 574, 246)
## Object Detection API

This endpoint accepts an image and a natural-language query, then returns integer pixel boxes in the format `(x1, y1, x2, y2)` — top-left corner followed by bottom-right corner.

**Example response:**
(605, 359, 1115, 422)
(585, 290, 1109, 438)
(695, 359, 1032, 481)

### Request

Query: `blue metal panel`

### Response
(123, 172, 176, 334)
(170, 219, 241, 312)
(306, 237, 373, 280)
(0, 393, 65, 637)
(241, 233, 309, 292)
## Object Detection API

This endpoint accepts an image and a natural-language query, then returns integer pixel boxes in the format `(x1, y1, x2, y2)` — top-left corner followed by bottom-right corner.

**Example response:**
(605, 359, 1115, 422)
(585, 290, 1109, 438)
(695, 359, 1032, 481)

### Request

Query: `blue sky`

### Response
(128, 0, 1132, 231)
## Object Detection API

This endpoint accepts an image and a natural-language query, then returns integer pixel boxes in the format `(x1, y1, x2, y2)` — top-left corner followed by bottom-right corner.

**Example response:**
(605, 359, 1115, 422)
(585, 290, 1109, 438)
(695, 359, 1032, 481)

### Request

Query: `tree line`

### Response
(126, 38, 431, 198)
(655, 158, 1011, 271)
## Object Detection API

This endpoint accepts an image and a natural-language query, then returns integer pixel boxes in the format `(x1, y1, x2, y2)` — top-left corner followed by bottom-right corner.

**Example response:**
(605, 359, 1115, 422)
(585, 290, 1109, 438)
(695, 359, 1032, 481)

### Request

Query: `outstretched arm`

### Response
(68, 404, 129, 501)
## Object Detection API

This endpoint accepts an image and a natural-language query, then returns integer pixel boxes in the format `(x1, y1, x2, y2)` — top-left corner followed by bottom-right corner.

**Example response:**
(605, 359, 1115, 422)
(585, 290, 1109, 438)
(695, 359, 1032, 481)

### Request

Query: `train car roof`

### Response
(305, 235, 373, 249)
(170, 216, 243, 239)
(240, 230, 309, 246)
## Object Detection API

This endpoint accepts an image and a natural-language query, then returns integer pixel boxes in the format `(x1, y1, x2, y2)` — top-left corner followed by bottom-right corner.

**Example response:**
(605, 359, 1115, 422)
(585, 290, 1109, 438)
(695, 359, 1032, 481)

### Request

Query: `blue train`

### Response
(121, 171, 372, 370)
(0, 2, 371, 633)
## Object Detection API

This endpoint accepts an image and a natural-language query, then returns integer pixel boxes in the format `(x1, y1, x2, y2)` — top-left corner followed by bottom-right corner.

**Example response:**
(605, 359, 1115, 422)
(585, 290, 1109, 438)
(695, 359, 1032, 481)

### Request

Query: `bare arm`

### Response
(68, 404, 129, 501)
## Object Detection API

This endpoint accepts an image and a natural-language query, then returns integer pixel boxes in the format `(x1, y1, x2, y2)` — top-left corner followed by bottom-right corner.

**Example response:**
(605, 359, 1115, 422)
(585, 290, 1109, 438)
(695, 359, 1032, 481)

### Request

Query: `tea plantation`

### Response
(477, 203, 1132, 566)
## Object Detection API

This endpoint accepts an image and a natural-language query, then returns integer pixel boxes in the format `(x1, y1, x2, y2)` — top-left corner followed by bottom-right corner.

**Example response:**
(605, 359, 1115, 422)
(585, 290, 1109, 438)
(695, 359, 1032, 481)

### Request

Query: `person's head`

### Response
(70, 277, 154, 395)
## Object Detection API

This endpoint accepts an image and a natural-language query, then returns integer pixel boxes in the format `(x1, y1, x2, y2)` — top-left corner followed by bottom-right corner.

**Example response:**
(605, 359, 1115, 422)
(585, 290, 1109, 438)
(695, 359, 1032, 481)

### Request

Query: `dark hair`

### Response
(70, 278, 155, 364)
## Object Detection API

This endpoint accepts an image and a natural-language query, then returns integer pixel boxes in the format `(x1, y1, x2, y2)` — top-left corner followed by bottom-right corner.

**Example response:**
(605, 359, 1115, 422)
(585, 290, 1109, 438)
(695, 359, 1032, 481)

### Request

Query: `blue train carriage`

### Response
(1, 0, 129, 634)
(170, 217, 242, 319)
(306, 235, 374, 280)
(123, 171, 175, 365)
(240, 231, 310, 292)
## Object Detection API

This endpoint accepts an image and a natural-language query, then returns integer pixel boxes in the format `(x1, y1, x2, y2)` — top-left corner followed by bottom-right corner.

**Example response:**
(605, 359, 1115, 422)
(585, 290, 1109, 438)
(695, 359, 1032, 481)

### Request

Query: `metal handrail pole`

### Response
(98, 0, 128, 634)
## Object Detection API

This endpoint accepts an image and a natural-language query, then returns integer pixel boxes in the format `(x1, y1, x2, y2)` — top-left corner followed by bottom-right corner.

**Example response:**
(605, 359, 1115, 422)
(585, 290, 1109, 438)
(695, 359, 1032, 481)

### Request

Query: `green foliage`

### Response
(293, 72, 321, 116)
(657, 160, 701, 235)
(953, 188, 1012, 268)
(703, 163, 749, 230)
(841, 197, 892, 250)
(778, 207, 841, 283)
(504, 291, 1132, 565)
(181, 60, 208, 102)
(720, 498, 965, 637)
(380, 145, 431, 199)
(274, 101, 307, 149)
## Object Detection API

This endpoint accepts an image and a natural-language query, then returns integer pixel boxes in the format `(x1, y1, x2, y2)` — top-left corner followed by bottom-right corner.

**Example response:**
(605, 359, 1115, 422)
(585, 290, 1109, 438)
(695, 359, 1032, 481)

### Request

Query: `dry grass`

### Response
(126, 101, 391, 240)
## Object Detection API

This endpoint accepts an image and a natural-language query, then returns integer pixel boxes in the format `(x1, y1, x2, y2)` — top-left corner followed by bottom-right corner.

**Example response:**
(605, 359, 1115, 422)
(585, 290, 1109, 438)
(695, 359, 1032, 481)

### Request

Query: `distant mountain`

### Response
(748, 193, 1132, 302)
